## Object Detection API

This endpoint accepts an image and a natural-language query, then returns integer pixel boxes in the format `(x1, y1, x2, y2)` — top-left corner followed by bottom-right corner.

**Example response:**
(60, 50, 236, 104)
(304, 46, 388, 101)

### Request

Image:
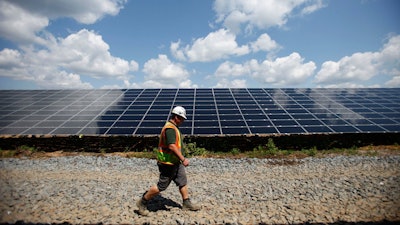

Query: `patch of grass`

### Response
(230, 147, 240, 156)
(249, 138, 282, 158)
(301, 146, 318, 157)
(184, 142, 208, 157)
(0, 149, 17, 158)
(17, 145, 37, 153)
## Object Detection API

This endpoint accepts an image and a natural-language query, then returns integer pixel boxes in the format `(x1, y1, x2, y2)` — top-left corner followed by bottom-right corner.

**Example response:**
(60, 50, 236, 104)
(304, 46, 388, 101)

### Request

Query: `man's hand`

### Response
(182, 158, 189, 167)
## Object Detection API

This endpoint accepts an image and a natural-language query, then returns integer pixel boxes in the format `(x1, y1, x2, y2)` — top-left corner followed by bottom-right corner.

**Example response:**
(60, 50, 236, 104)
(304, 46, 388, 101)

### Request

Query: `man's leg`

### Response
(179, 185, 200, 211)
(179, 185, 189, 200)
(137, 185, 162, 216)
(144, 185, 160, 200)
(137, 164, 173, 216)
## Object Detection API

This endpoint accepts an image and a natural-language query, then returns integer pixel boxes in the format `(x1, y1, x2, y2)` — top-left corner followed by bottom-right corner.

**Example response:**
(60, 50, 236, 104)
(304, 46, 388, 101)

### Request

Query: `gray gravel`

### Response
(0, 155, 399, 224)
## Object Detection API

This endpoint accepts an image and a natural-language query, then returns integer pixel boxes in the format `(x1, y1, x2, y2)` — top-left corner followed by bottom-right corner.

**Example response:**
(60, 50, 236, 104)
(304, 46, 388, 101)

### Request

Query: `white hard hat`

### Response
(171, 106, 187, 119)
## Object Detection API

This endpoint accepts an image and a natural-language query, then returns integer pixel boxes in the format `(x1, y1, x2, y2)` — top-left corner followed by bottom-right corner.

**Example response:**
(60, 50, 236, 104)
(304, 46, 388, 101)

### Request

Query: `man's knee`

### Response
(157, 183, 168, 192)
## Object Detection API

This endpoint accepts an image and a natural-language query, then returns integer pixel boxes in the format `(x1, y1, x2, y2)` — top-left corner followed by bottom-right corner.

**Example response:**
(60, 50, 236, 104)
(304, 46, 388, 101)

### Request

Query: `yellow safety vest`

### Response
(157, 121, 182, 165)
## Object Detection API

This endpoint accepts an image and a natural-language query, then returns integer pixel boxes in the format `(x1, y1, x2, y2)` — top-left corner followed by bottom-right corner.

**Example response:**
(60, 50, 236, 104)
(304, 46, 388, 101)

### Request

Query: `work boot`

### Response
(136, 197, 149, 216)
(182, 198, 200, 211)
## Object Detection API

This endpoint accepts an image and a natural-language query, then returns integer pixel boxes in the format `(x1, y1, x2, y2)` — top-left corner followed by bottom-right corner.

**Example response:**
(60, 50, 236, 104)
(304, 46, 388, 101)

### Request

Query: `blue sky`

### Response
(0, 0, 399, 89)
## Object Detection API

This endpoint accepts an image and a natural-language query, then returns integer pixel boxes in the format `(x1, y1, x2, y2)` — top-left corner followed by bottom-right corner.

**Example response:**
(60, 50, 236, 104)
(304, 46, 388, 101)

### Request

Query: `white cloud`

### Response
(5, 0, 126, 24)
(213, 0, 325, 33)
(0, 49, 22, 68)
(315, 35, 400, 86)
(142, 55, 196, 88)
(0, 48, 93, 89)
(249, 52, 316, 85)
(214, 78, 247, 88)
(0, 0, 126, 45)
(0, 1, 49, 45)
(250, 33, 280, 52)
(215, 61, 250, 77)
(385, 76, 400, 87)
(213, 52, 316, 86)
(37, 71, 93, 89)
(171, 29, 249, 62)
(315, 52, 380, 84)
(53, 29, 138, 78)
(0, 29, 138, 89)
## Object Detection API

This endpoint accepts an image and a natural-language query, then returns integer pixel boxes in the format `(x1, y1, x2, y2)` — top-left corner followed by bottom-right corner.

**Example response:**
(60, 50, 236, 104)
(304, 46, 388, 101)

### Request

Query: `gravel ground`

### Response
(0, 155, 399, 225)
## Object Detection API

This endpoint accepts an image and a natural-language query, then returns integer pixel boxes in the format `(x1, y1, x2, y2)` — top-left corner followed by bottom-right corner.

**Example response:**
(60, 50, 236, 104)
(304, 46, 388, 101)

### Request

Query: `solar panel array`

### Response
(1, 88, 399, 136)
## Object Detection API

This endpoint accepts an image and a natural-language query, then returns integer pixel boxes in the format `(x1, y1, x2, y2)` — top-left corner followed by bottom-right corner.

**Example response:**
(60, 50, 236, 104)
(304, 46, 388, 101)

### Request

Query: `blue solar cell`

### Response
(0, 127, 28, 134)
(321, 119, 349, 125)
(195, 110, 217, 115)
(276, 126, 305, 134)
(247, 120, 273, 126)
(368, 118, 396, 124)
(313, 114, 340, 119)
(196, 104, 215, 110)
(63, 121, 88, 127)
(355, 125, 386, 132)
(329, 125, 359, 133)
(291, 114, 316, 119)
(345, 119, 373, 125)
(140, 121, 165, 127)
(179, 127, 192, 135)
(217, 104, 238, 109)
(194, 127, 221, 135)
(381, 125, 400, 132)
(383, 113, 400, 118)
(81, 127, 108, 135)
(272, 120, 298, 126)
(219, 114, 243, 120)
(241, 109, 262, 114)
(269, 114, 291, 120)
(303, 126, 332, 133)
(35, 121, 63, 127)
(23, 127, 55, 135)
(297, 120, 324, 126)
(107, 128, 135, 135)
(120, 115, 143, 120)
(194, 121, 219, 126)
(96, 121, 115, 127)
(9, 121, 38, 127)
(265, 109, 286, 114)
(53, 127, 81, 135)
(243, 114, 267, 120)
(100, 115, 120, 120)
(286, 109, 308, 114)
(135, 127, 161, 135)
(250, 126, 277, 134)
(114, 121, 139, 127)
(144, 115, 168, 120)
(219, 109, 240, 114)
(151, 105, 172, 110)
(222, 127, 249, 134)
(221, 120, 246, 126)
(194, 115, 218, 120)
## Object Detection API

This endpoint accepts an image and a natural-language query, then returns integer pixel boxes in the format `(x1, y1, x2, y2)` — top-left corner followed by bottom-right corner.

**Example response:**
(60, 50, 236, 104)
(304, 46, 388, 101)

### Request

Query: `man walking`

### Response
(136, 106, 200, 216)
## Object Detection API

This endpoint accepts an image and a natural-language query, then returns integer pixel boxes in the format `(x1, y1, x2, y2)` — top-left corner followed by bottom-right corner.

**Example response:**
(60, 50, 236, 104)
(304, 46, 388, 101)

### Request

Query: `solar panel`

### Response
(0, 88, 399, 136)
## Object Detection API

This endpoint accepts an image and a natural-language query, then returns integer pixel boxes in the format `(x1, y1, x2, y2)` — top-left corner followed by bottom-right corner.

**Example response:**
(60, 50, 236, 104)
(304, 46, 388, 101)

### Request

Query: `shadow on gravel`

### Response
(0, 220, 399, 225)
(146, 194, 182, 212)
(133, 194, 181, 215)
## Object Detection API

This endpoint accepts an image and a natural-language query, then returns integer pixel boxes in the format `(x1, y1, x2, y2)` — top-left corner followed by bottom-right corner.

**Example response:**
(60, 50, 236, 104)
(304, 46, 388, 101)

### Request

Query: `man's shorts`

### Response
(157, 162, 187, 191)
